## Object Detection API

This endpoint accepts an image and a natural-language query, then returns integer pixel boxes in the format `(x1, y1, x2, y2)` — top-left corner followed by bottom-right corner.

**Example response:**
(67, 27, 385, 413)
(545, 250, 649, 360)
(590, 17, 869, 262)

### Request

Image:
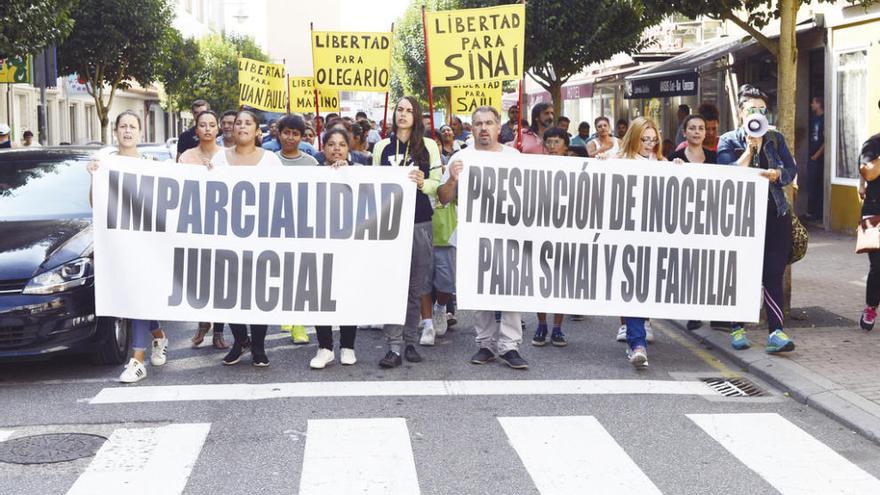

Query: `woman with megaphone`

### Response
(716, 84, 798, 355)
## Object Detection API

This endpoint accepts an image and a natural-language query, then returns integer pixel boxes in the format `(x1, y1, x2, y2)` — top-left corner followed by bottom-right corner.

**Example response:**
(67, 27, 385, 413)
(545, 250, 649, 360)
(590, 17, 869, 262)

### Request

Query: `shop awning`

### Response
(624, 37, 742, 99)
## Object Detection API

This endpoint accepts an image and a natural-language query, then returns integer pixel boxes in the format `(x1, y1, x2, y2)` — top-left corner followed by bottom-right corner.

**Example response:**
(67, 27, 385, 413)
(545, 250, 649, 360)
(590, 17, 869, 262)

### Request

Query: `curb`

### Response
(662, 319, 880, 445)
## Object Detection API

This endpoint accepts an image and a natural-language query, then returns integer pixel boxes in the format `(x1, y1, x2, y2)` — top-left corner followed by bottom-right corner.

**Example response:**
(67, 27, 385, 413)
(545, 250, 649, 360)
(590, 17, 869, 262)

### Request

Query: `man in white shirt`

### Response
(438, 106, 528, 370)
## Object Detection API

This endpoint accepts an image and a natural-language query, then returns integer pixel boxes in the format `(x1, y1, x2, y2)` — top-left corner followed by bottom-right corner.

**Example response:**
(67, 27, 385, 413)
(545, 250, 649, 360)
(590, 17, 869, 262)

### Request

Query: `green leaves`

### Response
(0, 0, 76, 59)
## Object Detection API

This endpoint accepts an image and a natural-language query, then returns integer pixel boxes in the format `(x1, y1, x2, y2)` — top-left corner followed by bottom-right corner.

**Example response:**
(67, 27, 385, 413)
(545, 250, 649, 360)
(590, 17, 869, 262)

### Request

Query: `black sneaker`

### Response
(686, 320, 703, 331)
(379, 351, 402, 368)
(550, 328, 567, 347)
(532, 326, 547, 346)
(470, 347, 496, 364)
(404, 344, 422, 363)
(222, 343, 249, 365)
(498, 350, 528, 369)
(252, 350, 269, 367)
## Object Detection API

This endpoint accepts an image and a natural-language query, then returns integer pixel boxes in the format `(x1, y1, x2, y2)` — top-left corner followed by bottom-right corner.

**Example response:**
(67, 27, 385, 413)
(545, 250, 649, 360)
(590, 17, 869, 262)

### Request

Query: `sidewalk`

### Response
(667, 226, 880, 443)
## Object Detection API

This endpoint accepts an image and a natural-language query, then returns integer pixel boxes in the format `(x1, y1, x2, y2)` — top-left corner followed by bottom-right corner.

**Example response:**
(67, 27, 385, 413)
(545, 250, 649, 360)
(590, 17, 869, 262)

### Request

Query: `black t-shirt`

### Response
(809, 114, 824, 156)
(862, 133, 880, 216)
(0, 140, 10, 149)
(176, 127, 198, 156)
(667, 147, 717, 164)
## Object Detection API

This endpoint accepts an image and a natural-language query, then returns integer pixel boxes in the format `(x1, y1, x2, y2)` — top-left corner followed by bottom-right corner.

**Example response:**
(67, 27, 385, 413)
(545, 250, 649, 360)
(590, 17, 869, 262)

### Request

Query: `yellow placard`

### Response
(451, 81, 503, 115)
(425, 4, 525, 85)
(0, 56, 30, 83)
(238, 57, 288, 112)
(311, 31, 393, 92)
(288, 77, 340, 113)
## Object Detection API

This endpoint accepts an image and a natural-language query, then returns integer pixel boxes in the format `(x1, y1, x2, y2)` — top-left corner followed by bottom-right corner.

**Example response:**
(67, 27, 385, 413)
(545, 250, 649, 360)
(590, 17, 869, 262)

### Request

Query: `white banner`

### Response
(456, 151, 770, 322)
(92, 157, 416, 325)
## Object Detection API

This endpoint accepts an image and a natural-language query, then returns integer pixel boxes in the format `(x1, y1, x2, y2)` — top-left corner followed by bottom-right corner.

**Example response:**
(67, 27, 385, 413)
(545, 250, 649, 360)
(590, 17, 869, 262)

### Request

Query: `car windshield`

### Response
(0, 156, 92, 220)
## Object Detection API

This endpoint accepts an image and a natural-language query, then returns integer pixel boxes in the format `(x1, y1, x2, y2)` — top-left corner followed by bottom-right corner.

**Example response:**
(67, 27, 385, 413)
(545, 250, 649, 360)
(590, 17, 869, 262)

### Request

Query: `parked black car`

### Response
(0, 147, 130, 364)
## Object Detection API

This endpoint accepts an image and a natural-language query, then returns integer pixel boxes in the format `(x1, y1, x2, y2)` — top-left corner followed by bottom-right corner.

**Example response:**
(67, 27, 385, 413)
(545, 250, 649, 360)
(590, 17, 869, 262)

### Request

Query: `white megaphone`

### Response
(744, 113, 769, 138)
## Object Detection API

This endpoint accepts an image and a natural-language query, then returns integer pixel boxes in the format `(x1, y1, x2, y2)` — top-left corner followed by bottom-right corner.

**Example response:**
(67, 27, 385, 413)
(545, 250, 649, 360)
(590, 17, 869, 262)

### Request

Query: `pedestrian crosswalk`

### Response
(1, 414, 879, 494)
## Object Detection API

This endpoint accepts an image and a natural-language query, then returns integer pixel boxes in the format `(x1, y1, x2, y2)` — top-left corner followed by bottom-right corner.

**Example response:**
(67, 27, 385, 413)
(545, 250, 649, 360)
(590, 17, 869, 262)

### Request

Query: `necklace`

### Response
(394, 137, 411, 166)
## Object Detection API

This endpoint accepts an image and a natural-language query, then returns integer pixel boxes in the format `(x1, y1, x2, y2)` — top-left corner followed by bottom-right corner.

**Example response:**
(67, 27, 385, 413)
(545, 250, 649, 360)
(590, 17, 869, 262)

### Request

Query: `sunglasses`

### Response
(640, 137, 659, 143)
(746, 107, 768, 115)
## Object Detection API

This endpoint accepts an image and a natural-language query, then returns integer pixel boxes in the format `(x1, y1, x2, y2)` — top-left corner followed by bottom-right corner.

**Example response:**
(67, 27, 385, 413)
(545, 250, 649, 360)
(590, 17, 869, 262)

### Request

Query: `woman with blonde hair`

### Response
(617, 116, 664, 161)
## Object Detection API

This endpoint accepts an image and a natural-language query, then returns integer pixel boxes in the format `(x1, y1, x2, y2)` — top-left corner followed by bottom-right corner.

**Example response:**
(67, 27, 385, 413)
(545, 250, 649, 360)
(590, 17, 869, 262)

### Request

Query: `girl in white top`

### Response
(211, 109, 282, 168)
(210, 109, 280, 368)
(586, 116, 620, 158)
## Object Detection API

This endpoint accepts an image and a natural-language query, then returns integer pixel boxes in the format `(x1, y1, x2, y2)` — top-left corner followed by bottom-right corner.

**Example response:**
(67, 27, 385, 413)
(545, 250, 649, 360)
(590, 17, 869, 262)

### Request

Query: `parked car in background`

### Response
(0, 147, 130, 364)
(137, 143, 174, 162)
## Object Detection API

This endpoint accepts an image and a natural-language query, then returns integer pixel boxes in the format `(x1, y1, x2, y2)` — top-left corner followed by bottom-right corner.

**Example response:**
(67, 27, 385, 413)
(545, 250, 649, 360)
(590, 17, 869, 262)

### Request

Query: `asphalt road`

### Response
(1, 313, 880, 495)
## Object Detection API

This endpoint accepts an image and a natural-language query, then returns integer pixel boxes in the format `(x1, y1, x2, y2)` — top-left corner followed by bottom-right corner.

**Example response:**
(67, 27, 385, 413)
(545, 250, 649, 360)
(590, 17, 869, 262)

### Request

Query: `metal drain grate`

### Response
(702, 377, 766, 397)
(0, 433, 107, 465)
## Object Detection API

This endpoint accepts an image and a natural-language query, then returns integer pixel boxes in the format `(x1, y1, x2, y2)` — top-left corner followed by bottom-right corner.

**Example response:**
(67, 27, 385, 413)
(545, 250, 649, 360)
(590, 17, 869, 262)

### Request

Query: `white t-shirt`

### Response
(439, 145, 520, 246)
(588, 136, 620, 156)
(211, 148, 283, 167)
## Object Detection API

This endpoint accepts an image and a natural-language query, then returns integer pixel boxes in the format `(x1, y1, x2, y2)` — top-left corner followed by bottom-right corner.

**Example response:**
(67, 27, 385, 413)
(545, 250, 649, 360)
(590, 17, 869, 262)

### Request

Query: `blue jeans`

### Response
(625, 317, 646, 350)
(132, 319, 160, 351)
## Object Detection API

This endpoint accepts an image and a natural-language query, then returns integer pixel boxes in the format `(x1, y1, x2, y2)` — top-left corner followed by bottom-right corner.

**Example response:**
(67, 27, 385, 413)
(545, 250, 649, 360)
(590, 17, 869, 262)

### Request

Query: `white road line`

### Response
(499, 416, 662, 494)
(65, 423, 210, 495)
(299, 418, 420, 495)
(689, 413, 880, 495)
(90, 379, 718, 404)
(0, 430, 13, 442)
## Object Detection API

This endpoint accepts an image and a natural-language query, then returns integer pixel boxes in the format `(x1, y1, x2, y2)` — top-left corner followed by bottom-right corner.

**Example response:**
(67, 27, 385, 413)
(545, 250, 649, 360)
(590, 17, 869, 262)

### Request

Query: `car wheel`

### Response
(90, 317, 131, 365)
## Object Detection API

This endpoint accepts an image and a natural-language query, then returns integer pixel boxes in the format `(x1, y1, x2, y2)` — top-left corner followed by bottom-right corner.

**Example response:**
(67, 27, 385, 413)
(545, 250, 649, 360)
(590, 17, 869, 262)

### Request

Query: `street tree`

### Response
(157, 29, 204, 115)
(659, 0, 877, 147)
(160, 33, 269, 117)
(459, 0, 664, 118)
(0, 0, 76, 58)
(57, 0, 173, 143)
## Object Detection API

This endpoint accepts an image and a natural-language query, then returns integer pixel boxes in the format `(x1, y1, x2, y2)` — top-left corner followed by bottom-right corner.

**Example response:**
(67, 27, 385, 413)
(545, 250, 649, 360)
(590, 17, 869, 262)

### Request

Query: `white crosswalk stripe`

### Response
(499, 416, 663, 494)
(298, 418, 421, 495)
(5, 413, 872, 494)
(688, 413, 880, 495)
(65, 423, 210, 495)
(89, 379, 719, 404)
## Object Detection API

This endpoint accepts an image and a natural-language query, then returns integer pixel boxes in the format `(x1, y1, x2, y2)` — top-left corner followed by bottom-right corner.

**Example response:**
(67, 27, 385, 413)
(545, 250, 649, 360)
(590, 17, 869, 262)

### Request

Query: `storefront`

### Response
(826, 12, 880, 232)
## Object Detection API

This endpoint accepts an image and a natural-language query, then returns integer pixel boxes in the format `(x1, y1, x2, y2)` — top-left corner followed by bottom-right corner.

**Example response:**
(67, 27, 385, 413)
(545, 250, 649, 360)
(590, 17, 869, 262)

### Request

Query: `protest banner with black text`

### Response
(288, 76, 340, 113)
(238, 57, 288, 112)
(424, 4, 525, 85)
(92, 156, 416, 325)
(455, 151, 770, 322)
(451, 81, 503, 115)
(311, 31, 393, 92)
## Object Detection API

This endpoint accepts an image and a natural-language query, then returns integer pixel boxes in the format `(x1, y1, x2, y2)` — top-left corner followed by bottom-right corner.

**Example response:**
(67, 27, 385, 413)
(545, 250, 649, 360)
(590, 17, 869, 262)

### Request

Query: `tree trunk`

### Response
(98, 103, 109, 145)
(777, 0, 800, 314)
(549, 80, 563, 122)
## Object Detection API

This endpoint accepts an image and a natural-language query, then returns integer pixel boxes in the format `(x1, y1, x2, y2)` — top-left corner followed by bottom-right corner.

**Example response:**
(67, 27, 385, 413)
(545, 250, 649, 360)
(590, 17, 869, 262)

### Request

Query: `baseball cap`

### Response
(0, 124, 10, 135)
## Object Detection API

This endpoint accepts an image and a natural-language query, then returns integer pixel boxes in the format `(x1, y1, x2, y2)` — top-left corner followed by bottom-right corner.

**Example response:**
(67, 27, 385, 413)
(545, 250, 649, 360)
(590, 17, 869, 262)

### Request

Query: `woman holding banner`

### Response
(586, 117, 620, 159)
(373, 96, 443, 368)
(716, 84, 797, 354)
(87, 111, 169, 383)
(178, 110, 230, 350)
(310, 127, 362, 369)
(211, 109, 282, 367)
(607, 117, 667, 367)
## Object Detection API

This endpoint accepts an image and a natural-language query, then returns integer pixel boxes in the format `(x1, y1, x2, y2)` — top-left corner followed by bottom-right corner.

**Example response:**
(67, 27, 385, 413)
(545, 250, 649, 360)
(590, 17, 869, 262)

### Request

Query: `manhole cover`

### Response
(0, 433, 106, 464)
(702, 377, 766, 397)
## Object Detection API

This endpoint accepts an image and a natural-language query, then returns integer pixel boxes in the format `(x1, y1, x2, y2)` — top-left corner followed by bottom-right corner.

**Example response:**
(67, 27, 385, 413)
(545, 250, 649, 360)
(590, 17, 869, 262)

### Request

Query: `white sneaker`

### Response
(627, 347, 649, 368)
(616, 325, 627, 342)
(432, 303, 448, 336)
(340, 348, 357, 365)
(150, 336, 168, 366)
(119, 358, 147, 383)
(645, 321, 655, 343)
(310, 348, 335, 369)
(419, 321, 436, 346)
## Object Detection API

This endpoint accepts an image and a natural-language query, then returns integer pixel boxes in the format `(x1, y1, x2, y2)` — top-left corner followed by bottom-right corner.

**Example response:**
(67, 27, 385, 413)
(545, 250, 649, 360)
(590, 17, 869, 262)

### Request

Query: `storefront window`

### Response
(834, 49, 867, 182)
